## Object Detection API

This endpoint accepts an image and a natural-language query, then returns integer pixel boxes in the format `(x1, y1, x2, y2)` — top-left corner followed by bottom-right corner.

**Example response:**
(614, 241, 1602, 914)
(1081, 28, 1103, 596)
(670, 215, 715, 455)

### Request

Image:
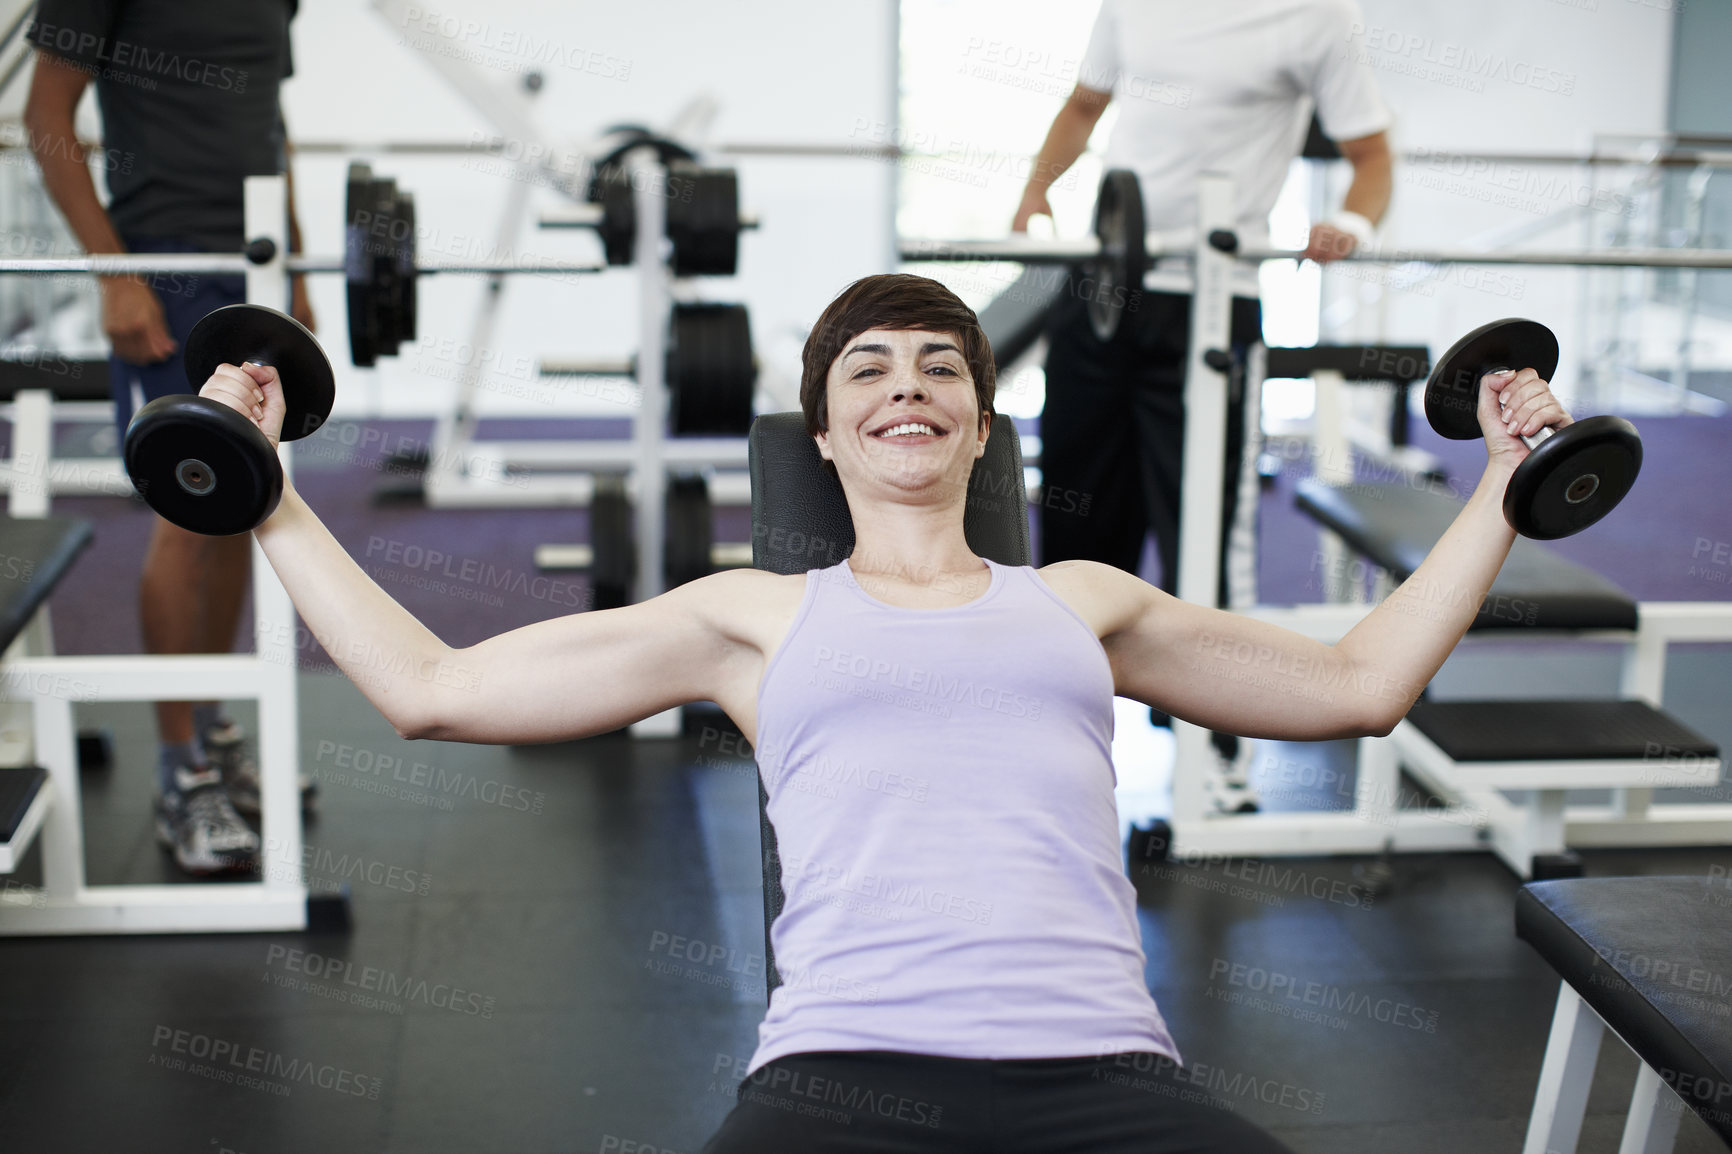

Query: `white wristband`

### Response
(1326, 210, 1376, 249)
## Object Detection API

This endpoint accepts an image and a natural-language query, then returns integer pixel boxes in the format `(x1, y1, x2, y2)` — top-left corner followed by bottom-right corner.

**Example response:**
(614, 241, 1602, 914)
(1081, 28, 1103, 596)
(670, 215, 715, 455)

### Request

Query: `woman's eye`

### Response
(926, 364, 958, 376)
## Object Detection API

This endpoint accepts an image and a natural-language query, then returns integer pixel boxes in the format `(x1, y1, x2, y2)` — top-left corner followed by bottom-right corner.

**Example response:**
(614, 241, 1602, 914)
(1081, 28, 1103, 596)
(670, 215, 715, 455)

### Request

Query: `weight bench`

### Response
(746, 410, 1030, 992)
(1296, 478, 1722, 878)
(0, 515, 93, 874)
(0, 357, 132, 518)
(1517, 876, 1732, 1152)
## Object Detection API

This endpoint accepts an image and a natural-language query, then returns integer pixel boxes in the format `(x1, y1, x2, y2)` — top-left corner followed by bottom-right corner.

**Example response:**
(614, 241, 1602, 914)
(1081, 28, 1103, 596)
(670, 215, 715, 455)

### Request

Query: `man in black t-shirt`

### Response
(24, 0, 314, 875)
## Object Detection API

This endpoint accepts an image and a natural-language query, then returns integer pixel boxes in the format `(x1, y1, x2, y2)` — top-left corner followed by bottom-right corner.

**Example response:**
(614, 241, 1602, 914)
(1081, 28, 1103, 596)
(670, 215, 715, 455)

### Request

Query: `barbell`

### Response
(0, 159, 752, 368)
(899, 168, 1732, 310)
(341, 160, 752, 366)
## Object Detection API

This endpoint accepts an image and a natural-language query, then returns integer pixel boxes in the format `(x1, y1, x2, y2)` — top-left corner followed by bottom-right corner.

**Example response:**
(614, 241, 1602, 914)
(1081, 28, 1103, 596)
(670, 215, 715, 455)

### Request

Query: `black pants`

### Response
(1040, 286, 1263, 604)
(702, 1051, 1296, 1153)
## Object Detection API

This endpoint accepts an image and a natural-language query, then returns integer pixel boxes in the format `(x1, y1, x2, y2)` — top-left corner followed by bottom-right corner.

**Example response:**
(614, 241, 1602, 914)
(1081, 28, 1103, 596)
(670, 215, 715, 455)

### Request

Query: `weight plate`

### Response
(394, 190, 418, 347)
(184, 304, 335, 442)
(595, 167, 637, 266)
(344, 162, 379, 367)
(1087, 169, 1146, 342)
(124, 395, 282, 535)
(370, 176, 402, 359)
(667, 303, 755, 437)
(591, 475, 635, 610)
(584, 127, 698, 200)
(1504, 414, 1642, 539)
(664, 474, 714, 589)
(1424, 318, 1559, 440)
(667, 164, 740, 277)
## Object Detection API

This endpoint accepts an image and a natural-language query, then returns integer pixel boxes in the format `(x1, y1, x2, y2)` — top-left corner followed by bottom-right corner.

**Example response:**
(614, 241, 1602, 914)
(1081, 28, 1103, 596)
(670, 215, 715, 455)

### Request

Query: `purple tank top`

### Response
(748, 557, 1181, 1073)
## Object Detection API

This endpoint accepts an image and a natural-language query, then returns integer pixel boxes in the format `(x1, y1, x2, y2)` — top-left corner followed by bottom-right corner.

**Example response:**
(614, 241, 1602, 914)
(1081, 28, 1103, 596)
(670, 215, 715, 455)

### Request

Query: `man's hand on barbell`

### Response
(1302, 223, 1358, 263)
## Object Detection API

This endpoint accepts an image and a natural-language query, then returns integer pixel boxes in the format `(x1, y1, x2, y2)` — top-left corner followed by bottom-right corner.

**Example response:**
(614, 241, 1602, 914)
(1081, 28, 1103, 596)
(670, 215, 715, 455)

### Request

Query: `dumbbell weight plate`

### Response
(1503, 413, 1643, 540)
(370, 175, 404, 358)
(667, 164, 740, 277)
(344, 162, 381, 367)
(593, 167, 637, 266)
(664, 474, 714, 589)
(124, 395, 282, 536)
(591, 475, 635, 610)
(184, 304, 335, 442)
(1086, 169, 1146, 343)
(667, 303, 755, 437)
(394, 189, 418, 347)
(1423, 318, 1559, 440)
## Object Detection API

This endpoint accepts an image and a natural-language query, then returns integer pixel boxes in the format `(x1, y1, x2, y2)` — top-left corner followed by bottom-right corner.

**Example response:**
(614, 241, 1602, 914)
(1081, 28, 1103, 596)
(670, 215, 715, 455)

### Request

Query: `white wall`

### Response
(276, 0, 898, 418)
(1320, 0, 1679, 400)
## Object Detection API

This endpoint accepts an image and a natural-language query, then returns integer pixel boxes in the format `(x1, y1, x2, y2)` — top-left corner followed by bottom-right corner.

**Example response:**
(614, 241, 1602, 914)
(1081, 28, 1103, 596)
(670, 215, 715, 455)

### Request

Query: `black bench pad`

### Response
(1265, 344, 1431, 384)
(1517, 877, 1732, 1144)
(0, 358, 112, 403)
(0, 516, 94, 654)
(1408, 699, 1718, 762)
(1295, 478, 1637, 631)
(0, 764, 46, 842)
(977, 266, 1066, 369)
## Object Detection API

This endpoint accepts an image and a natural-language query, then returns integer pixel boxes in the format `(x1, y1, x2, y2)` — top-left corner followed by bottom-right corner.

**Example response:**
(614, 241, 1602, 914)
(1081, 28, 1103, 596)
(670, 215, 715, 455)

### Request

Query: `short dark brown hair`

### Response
(800, 274, 996, 448)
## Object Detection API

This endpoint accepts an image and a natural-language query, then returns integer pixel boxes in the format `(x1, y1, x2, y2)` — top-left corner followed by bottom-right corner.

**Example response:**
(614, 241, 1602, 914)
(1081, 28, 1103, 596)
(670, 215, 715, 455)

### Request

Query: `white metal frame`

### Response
(368, 3, 759, 516)
(1160, 174, 1732, 871)
(0, 393, 131, 508)
(0, 176, 310, 934)
(1173, 601, 1732, 874)
(1523, 982, 1690, 1154)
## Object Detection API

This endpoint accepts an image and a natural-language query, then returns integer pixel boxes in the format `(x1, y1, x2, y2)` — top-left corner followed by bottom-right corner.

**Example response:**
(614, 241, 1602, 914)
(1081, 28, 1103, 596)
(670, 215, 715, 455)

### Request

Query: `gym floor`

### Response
(1, 415, 1729, 1153)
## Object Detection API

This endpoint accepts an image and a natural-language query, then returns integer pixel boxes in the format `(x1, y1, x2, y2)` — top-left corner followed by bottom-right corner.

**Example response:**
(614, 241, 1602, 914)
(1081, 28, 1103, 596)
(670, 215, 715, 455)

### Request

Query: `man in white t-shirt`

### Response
(1014, 0, 1393, 803)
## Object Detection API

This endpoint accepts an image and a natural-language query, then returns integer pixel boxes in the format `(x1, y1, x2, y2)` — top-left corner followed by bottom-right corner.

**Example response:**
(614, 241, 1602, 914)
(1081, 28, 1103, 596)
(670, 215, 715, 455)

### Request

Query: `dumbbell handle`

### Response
(1488, 364, 1556, 450)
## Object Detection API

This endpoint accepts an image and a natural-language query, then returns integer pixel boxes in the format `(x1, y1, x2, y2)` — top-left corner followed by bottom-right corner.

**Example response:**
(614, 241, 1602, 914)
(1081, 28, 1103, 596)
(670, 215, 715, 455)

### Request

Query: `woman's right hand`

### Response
(100, 278, 177, 364)
(200, 362, 286, 449)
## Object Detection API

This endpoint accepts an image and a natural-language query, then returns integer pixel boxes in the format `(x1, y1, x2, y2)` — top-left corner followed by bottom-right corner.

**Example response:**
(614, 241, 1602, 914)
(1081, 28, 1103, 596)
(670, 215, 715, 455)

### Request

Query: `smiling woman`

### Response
(173, 263, 1572, 1154)
(799, 273, 997, 479)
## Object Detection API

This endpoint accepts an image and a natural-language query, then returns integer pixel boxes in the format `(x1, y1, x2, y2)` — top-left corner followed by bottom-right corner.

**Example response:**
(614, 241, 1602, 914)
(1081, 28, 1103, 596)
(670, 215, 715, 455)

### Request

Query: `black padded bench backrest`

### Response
(1265, 345, 1433, 448)
(976, 266, 1068, 369)
(1295, 477, 1638, 631)
(0, 358, 113, 403)
(748, 411, 1031, 994)
(1264, 345, 1431, 384)
(0, 515, 93, 652)
(1518, 877, 1732, 1144)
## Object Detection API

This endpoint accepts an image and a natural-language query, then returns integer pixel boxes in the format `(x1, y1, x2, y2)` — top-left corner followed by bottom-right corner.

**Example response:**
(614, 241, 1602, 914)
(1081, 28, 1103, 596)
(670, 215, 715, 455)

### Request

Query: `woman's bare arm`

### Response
(1095, 368, 1564, 738)
(208, 363, 753, 743)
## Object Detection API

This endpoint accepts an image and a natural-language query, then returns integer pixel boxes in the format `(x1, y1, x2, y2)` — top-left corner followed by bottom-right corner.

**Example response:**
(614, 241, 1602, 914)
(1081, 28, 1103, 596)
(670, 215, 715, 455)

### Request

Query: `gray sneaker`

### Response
(204, 722, 317, 816)
(155, 765, 260, 875)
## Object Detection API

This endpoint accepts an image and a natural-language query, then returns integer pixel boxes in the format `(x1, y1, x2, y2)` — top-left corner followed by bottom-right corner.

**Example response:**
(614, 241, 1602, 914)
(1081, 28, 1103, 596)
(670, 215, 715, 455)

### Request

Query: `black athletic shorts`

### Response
(702, 1050, 1297, 1153)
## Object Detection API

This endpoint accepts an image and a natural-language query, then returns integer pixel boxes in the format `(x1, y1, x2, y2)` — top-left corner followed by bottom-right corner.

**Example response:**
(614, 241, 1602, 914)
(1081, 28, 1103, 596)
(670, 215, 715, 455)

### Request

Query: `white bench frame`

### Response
(1164, 172, 1732, 874)
(1169, 602, 1732, 877)
(1525, 981, 1696, 1154)
(0, 176, 311, 934)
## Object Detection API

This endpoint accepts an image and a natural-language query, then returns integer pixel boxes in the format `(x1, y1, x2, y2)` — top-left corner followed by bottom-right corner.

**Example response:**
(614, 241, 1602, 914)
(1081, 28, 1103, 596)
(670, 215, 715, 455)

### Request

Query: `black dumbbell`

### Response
(123, 304, 335, 535)
(1423, 317, 1641, 539)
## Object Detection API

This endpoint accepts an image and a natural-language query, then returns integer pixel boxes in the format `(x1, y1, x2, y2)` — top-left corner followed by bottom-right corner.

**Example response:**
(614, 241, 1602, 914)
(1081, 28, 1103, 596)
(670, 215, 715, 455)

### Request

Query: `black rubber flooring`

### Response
(0, 678, 1727, 1154)
(1, 413, 1729, 1151)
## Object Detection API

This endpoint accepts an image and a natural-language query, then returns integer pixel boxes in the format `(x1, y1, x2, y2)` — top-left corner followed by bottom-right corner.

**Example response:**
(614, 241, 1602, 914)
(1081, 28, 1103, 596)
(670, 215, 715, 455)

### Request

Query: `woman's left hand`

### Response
(1478, 367, 1572, 472)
